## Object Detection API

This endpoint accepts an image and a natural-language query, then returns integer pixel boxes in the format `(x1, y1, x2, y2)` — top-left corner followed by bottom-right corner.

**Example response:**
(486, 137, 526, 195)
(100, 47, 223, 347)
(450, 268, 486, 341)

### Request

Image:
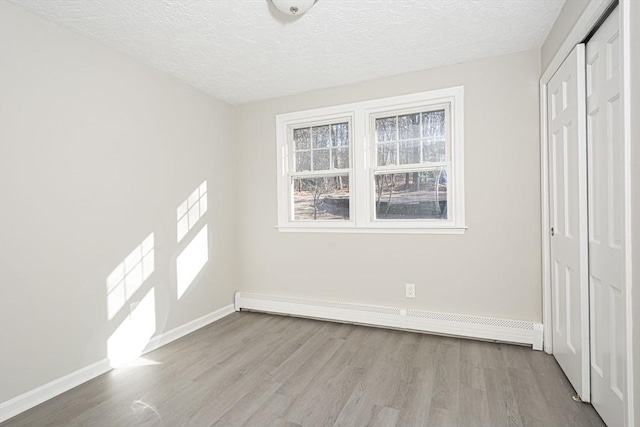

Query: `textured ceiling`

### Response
(8, 0, 565, 104)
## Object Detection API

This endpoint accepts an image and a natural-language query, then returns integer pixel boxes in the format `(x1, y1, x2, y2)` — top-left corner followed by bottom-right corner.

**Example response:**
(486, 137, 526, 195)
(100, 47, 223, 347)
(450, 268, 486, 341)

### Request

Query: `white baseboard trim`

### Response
(0, 303, 235, 423)
(234, 292, 544, 350)
(0, 359, 111, 423)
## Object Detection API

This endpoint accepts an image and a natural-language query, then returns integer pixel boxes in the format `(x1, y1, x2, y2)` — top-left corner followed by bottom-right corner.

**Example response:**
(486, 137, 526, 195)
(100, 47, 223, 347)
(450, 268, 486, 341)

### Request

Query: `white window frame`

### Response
(277, 111, 356, 229)
(276, 86, 465, 234)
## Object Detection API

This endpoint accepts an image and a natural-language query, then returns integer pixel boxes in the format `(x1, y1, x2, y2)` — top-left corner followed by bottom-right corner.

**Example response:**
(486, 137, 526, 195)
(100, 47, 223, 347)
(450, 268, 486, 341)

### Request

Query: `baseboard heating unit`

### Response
(234, 292, 543, 350)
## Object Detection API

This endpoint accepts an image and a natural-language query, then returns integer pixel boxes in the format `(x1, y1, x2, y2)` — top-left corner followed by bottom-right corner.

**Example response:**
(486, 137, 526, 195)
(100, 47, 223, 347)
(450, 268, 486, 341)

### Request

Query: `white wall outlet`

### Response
(405, 283, 415, 298)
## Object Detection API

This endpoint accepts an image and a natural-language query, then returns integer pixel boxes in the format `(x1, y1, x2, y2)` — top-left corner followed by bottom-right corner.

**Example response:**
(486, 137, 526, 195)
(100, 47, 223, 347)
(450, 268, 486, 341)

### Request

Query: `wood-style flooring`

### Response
(1, 312, 606, 427)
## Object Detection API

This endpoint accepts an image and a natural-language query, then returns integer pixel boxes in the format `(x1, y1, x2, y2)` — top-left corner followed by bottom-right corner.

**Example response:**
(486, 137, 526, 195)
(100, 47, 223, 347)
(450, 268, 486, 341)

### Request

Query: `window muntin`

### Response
(276, 86, 464, 233)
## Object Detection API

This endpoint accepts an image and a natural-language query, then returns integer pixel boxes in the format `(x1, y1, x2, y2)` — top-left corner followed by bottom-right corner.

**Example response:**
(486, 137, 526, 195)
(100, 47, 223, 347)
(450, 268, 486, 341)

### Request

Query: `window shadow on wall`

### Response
(176, 224, 209, 299)
(103, 180, 210, 369)
(105, 234, 157, 368)
(174, 181, 209, 300)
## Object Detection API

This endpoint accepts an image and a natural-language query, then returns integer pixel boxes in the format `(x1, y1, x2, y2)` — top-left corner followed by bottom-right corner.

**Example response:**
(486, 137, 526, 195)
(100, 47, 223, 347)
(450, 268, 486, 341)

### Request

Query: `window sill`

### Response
(275, 225, 467, 235)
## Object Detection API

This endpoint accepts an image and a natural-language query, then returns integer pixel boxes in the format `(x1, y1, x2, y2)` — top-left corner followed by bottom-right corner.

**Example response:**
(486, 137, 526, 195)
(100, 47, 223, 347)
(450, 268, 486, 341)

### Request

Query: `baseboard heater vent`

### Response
(234, 292, 543, 350)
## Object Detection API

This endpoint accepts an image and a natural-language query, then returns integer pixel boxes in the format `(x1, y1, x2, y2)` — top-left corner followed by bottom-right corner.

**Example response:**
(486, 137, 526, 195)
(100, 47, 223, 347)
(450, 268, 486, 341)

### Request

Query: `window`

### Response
(291, 121, 351, 221)
(276, 86, 465, 233)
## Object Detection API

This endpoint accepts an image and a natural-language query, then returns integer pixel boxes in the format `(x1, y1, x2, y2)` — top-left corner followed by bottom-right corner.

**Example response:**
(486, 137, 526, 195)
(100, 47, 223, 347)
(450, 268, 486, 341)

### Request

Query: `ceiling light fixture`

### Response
(271, 0, 316, 16)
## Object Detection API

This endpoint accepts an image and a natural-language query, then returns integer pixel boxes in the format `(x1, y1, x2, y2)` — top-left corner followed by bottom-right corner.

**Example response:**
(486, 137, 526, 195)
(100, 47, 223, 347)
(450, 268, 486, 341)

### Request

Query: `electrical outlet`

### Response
(405, 283, 415, 298)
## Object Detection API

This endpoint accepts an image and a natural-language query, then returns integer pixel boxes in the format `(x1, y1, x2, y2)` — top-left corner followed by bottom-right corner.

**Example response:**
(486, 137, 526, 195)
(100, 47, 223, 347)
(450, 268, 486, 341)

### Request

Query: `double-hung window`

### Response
(290, 119, 352, 222)
(276, 86, 465, 233)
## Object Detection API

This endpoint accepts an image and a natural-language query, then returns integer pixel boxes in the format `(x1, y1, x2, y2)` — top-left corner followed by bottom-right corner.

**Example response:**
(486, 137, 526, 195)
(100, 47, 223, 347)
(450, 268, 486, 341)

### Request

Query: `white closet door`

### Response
(586, 6, 625, 426)
(547, 44, 590, 401)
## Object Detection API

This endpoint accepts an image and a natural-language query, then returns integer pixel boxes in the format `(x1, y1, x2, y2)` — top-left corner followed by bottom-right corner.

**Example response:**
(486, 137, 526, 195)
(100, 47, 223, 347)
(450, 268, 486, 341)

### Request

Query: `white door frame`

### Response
(539, 0, 635, 425)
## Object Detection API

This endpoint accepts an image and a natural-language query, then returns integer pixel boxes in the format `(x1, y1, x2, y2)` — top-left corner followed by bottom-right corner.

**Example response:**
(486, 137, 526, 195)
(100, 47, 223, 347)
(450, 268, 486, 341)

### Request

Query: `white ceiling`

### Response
(9, 0, 565, 104)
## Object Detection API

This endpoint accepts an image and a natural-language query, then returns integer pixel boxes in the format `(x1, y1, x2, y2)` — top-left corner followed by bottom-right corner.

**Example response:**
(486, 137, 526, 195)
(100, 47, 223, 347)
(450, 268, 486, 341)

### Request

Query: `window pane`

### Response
(422, 110, 445, 138)
(313, 148, 330, 170)
(332, 147, 349, 169)
(294, 128, 311, 150)
(399, 140, 421, 165)
(312, 125, 330, 148)
(374, 168, 448, 220)
(331, 123, 349, 147)
(399, 113, 420, 140)
(376, 109, 448, 166)
(423, 138, 446, 162)
(296, 151, 311, 172)
(293, 175, 350, 220)
(421, 110, 446, 162)
(377, 142, 397, 166)
(375, 117, 397, 142)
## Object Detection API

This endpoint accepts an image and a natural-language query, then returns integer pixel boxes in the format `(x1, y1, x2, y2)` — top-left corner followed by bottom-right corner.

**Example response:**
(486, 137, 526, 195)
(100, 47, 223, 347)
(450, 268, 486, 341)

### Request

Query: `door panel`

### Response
(547, 44, 590, 401)
(586, 6, 625, 426)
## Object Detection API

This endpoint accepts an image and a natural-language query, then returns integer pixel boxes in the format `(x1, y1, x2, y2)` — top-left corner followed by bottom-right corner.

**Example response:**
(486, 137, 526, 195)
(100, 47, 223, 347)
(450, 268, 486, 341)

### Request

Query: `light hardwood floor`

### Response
(1, 312, 606, 427)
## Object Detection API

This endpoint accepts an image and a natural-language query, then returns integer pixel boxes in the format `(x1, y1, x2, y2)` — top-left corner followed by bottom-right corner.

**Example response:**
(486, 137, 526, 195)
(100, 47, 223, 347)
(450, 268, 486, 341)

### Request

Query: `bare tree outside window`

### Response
(293, 176, 350, 220)
(375, 109, 446, 168)
(375, 169, 447, 220)
(294, 122, 349, 174)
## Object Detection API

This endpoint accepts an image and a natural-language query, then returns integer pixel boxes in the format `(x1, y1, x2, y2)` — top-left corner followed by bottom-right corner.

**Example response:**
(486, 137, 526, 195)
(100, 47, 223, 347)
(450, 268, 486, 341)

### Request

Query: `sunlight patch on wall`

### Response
(176, 224, 209, 299)
(107, 233, 154, 320)
(177, 181, 207, 242)
(107, 287, 156, 368)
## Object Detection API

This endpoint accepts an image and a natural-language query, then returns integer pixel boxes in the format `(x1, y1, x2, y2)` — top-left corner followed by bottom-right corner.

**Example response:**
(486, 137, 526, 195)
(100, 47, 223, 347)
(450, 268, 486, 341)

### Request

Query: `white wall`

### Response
(234, 50, 542, 322)
(0, 1, 235, 402)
